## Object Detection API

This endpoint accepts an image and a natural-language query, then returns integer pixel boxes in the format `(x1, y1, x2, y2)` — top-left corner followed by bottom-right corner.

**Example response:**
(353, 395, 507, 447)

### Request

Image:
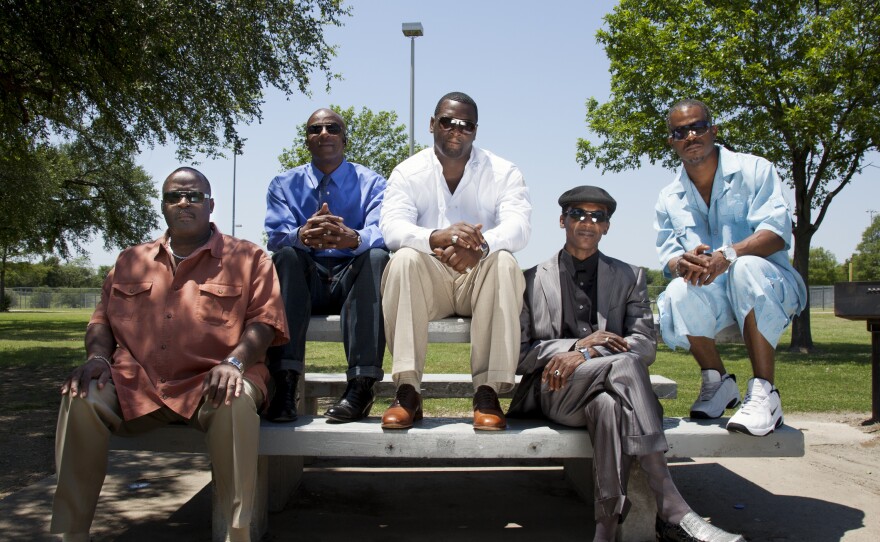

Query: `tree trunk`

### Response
(0, 246, 7, 312)
(789, 213, 814, 352)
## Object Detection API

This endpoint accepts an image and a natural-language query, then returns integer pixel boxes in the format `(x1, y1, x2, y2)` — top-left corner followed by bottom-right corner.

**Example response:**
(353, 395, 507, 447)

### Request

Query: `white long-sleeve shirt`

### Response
(380, 146, 532, 254)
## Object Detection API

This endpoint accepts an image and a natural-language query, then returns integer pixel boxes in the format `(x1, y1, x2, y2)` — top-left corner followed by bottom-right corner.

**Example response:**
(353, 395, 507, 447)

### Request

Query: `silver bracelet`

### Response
(88, 355, 112, 370)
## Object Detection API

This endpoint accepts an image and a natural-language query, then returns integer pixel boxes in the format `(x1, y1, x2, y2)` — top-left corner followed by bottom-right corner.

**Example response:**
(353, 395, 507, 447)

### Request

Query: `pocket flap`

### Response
(112, 282, 153, 296)
(198, 283, 242, 297)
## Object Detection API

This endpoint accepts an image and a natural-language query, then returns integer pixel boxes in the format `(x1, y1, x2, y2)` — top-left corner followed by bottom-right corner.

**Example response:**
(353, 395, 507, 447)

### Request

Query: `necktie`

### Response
(317, 174, 331, 209)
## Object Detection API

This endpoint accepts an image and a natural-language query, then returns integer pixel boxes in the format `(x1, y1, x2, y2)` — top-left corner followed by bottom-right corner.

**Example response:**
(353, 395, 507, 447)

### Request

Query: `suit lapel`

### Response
(597, 253, 615, 332)
(536, 256, 563, 338)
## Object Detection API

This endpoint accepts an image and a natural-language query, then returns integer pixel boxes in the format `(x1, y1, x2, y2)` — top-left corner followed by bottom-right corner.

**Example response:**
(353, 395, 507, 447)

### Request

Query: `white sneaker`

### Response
(727, 377, 784, 436)
(690, 370, 741, 419)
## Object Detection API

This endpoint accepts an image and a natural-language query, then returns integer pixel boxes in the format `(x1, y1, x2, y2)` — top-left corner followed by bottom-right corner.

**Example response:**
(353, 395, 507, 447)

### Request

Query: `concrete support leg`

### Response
(617, 459, 657, 542)
(267, 455, 305, 512)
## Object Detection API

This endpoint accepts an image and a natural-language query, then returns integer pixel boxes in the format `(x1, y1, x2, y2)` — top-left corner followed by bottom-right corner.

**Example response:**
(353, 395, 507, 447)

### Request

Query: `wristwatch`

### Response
(716, 245, 737, 263)
(577, 345, 591, 362)
(223, 356, 244, 373)
(480, 241, 490, 260)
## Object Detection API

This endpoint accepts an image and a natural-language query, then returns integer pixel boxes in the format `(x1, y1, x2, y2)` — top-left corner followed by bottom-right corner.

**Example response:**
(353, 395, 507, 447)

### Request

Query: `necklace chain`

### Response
(167, 231, 213, 261)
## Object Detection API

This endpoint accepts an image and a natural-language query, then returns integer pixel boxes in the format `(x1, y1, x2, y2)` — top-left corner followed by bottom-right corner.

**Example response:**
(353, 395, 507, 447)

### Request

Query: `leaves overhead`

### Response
(0, 0, 350, 158)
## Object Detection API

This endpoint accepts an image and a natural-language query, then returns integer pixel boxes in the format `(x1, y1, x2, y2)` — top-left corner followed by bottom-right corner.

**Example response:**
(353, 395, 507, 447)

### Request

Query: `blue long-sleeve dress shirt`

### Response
(265, 160, 386, 256)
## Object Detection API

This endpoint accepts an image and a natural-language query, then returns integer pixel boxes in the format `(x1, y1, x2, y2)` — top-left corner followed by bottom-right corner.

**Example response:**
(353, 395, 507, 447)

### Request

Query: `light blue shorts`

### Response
(657, 256, 803, 350)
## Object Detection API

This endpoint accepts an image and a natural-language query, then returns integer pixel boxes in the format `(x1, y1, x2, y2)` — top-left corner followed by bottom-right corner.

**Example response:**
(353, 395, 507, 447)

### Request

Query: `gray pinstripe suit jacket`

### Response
(508, 250, 657, 416)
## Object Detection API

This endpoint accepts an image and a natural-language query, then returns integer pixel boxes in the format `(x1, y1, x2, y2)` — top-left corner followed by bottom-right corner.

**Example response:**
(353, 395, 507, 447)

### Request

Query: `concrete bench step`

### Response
(307, 315, 470, 343)
(303, 373, 679, 400)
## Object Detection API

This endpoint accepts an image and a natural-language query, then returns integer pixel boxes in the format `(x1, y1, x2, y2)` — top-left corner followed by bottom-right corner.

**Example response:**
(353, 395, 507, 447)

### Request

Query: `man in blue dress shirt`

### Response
(264, 108, 388, 423)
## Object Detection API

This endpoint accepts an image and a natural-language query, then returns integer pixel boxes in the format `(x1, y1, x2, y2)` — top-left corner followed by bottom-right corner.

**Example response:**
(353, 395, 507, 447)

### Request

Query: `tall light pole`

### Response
(231, 137, 243, 236)
(402, 22, 423, 156)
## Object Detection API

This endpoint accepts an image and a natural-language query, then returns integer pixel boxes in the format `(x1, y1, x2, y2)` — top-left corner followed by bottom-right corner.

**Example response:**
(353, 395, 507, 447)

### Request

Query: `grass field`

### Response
(0, 310, 873, 417)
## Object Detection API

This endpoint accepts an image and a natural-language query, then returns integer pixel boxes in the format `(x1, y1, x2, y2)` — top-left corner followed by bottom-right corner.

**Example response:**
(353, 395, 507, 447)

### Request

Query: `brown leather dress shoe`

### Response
(473, 385, 506, 430)
(381, 384, 423, 429)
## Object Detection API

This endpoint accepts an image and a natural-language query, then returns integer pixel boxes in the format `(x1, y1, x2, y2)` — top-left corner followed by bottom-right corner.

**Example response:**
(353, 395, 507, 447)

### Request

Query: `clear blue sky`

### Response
(88, 0, 880, 271)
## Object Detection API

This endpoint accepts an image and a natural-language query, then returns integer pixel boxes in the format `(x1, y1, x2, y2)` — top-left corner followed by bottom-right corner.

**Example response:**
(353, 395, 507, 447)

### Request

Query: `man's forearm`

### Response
(227, 322, 276, 370)
(85, 323, 116, 359)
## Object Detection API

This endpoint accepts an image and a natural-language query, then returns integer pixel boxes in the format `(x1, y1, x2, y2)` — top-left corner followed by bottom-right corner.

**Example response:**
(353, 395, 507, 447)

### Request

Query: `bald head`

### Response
(162, 167, 211, 194)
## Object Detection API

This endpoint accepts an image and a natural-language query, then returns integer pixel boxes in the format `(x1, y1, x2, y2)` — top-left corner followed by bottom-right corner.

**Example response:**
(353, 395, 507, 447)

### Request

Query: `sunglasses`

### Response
(163, 191, 210, 204)
(437, 116, 477, 135)
(307, 123, 343, 135)
(669, 121, 712, 141)
(565, 208, 610, 223)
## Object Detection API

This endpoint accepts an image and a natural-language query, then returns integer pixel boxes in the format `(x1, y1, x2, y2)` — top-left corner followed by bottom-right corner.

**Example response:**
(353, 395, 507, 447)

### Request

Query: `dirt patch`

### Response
(0, 363, 68, 499)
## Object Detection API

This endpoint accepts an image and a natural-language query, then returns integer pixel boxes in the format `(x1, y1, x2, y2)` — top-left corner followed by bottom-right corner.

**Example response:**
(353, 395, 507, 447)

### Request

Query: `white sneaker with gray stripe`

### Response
(690, 369, 741, 419)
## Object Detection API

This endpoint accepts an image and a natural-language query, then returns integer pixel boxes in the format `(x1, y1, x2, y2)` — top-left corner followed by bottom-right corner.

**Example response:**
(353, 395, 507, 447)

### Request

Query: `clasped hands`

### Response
(541, 331, 630, 391)
(299, 203, 359, 250)
(61, 356, 245, 408)
(674, 243, 730, 286)
(431, 221, 484, 273)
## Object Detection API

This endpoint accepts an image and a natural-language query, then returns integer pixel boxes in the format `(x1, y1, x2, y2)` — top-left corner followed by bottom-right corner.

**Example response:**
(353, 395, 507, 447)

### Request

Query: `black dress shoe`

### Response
(325, 377, 376, 422)
(265, 370, 299, 423)
(656, 512, 745, 542)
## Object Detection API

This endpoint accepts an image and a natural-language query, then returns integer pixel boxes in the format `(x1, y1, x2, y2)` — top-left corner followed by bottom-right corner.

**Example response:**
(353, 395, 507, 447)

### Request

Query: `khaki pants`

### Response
(51, 379, 263, 539)
(381, 248, 525, 392)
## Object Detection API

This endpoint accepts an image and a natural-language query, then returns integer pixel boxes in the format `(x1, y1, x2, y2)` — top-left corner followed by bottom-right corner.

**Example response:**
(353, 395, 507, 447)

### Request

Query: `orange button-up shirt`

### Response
(89, 226, 289, 420)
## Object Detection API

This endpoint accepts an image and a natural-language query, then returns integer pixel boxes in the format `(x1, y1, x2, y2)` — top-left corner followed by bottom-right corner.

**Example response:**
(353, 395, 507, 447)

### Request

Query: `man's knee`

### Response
(365, 247, 390, 273)
(272, 246, 310, 273)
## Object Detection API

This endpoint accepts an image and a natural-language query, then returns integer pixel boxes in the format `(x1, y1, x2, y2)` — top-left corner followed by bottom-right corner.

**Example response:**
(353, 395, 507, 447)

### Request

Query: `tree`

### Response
(0, 136, 156, 310)
(278, 104, 423, 179)
(576, 0, 880, 351)
(808, 247, 844, 285)
(852, 215, 880, 280)
(1, 0, 349, 159)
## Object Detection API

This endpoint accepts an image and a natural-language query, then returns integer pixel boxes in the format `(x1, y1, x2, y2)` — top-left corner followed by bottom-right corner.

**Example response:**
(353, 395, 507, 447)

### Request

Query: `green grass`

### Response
(1, 309, 873, 417)
(0, 311, 90, 369)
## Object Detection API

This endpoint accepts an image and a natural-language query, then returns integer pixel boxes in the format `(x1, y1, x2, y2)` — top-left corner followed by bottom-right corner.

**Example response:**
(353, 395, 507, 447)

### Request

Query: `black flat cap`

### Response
(558, 185, 617, 216)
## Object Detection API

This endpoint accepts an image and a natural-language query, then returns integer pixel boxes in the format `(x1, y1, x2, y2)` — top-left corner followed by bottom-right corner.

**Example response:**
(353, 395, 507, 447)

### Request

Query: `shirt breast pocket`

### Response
(670, 215, 696, 239)
(719, 194, 746, 222)
(197, 283, 243, 327)
(108, 282, 153, 321)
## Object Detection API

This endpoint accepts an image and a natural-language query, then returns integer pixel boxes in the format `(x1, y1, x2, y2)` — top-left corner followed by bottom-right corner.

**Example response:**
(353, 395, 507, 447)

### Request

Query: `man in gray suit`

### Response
(509, 186, 743, 542)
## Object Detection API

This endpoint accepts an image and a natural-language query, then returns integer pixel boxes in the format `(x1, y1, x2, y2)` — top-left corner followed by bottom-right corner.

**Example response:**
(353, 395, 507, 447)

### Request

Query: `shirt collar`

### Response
(158, 223, 222, 261)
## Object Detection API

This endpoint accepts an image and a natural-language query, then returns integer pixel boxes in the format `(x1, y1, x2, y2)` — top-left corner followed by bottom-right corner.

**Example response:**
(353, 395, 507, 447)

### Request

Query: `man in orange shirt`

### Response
(50, 167, 288, 542)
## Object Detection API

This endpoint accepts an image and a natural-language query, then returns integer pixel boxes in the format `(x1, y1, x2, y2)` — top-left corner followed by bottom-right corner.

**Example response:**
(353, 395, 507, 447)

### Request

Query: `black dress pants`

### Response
(267, 246, 388, 380)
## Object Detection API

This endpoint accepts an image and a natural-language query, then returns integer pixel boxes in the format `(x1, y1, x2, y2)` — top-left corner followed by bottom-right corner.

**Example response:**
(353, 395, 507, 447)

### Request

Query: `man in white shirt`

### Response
(379, 91, 532, 430)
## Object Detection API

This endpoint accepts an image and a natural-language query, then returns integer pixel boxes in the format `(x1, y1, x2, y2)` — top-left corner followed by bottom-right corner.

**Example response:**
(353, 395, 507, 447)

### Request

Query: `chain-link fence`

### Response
(1, 285, 836, 313)
(5, 287, 102, 310)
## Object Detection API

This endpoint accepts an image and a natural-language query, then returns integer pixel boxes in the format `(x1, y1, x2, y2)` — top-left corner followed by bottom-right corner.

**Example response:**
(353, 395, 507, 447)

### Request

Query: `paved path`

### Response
(1, 414, 877, 541)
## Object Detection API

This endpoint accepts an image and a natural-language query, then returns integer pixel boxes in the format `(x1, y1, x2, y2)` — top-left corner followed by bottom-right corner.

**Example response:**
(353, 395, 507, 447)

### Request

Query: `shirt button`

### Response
(166, 313, 172, 318)
(174, 285, 181, 291)
(579, 282, 584, 286)
(160, 344, 167, 350)
(128, 288, 134, 294)
(160, 378, 166, 383)
(218, 289, 224, 294)
(579, 305, 584, 310)
(582, 327, 587, 332)
(161, 394, 168, 399)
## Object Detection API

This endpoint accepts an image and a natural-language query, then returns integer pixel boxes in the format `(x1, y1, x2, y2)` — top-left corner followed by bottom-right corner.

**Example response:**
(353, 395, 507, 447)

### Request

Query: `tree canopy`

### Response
(0, 136, 155, 309)
(576, 0, 880, 350)
(1, 0, 349, 158)
(278, 104, 423, 179)
(808, 247, 844, 285)
(852, 215, 880, 280)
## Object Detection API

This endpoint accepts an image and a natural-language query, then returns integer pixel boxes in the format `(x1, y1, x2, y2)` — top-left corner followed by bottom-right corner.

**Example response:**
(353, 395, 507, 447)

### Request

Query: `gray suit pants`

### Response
(539, 354, 667, 520)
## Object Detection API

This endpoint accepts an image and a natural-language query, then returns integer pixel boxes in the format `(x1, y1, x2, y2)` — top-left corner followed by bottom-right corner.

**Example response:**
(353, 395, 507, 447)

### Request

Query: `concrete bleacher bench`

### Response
(109, 316, 803, 542)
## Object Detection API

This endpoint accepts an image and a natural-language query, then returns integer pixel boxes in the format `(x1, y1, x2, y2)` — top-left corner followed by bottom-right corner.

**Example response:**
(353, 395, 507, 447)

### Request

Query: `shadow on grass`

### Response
(0, 319, 86, 342)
